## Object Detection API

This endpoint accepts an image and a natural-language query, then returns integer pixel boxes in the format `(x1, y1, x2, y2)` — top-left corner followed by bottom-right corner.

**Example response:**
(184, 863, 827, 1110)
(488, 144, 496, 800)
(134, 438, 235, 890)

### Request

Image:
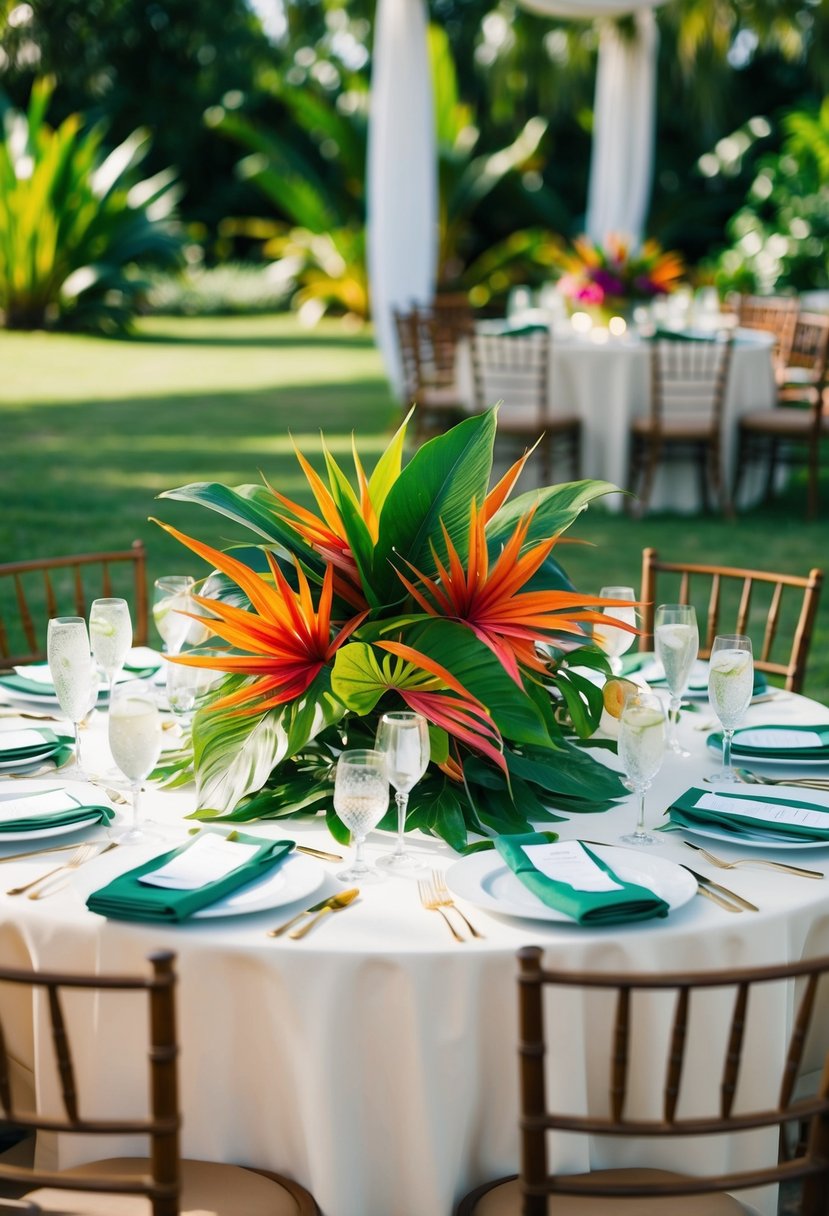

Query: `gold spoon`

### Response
(288, 888, 359, 939)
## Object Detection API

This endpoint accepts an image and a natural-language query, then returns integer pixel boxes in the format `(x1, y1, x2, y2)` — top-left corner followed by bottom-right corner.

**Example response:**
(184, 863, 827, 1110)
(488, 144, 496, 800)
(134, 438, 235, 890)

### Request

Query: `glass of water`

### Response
(597, 586, 637, 675)
(375, 711, 430, 874)
(47, 616, 97, 778)
(654, 604, 698, 757)
(334, 750, 389, 884)
(152, 576, 195, 656)
(108, 681, 162, 843)
(89, 597, 132, 703)
(708, 635, 753, 783)
(618, 692, 666, 846)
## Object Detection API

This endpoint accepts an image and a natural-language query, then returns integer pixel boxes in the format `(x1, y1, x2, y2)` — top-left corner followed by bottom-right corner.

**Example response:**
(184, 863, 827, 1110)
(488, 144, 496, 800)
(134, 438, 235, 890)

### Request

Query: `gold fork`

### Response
(418, 878, 464, 942)
(7, 841, 100, 897)
(682, 840, 823, 880)
(431, 870, 484, 938)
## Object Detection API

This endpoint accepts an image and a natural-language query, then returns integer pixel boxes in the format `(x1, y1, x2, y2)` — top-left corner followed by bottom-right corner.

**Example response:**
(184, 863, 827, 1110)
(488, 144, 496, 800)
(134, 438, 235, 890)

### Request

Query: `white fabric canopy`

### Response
(367, 0, 436, 395)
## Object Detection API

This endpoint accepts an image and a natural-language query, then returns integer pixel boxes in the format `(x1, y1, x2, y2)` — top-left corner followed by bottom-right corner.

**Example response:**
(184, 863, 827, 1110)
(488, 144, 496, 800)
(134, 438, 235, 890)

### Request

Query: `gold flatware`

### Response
(0, 710, 61, 722)
(733, 768, 829, 790)
(267, 889, 358, 938)
(418, 878, 465, 942)
(695, 885, 744, 913)
(7, 841, 116, 897)
(679, 864, 759, 912)
(288, 888, 359, 939)
(0, 841, 93, 864)
(682, 840, 823, 880)
(105, 787, 130, 806)
(431, 869, 484, 939)
(28, 841, 119, 900)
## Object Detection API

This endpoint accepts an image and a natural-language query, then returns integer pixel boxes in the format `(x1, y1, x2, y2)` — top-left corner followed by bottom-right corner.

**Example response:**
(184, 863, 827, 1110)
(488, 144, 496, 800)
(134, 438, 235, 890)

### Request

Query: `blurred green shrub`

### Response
(145, 262, 291, 316)
(0, 78, 183, 332)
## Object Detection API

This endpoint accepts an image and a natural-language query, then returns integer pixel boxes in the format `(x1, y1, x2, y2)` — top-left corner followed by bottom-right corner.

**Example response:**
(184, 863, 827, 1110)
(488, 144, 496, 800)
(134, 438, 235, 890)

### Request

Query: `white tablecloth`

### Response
(455, 327, 777, 513)
(1, 692, 829, 1216)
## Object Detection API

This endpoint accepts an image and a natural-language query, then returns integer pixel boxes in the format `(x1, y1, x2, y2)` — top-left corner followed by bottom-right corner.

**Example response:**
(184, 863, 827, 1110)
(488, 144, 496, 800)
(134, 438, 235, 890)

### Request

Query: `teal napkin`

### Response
(0, 673, 60, 698)
(621, 651, 768, 697)
(0, 728, 73, 761)
(668, 786, 829, 842)
(502, 323, 550, 338)
(707, 724, 829, 760)
(0, 796, 113, 834)
(494, 832, 670, 925)
(649, 328, 719, 343)
(86, 831, 295, 923)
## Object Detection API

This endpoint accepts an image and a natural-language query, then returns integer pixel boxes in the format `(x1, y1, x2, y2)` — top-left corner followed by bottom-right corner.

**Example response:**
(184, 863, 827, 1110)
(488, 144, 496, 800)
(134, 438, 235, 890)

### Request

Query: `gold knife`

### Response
(267, 889, 358, 938)
(680, 865, 759, 912)
(695, 885, 744, 913)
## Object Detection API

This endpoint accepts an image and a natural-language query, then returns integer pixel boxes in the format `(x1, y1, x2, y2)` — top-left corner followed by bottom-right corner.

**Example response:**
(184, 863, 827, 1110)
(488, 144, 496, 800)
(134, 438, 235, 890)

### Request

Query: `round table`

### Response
(1, 691, 828, 1216)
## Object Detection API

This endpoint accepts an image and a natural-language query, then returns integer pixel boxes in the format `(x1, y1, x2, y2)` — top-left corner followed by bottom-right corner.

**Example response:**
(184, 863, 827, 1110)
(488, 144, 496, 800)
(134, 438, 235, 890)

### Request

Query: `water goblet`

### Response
(334, 750, 389, 884)
(707, 635, 753, 783)
(89, 597, 132, 703)
(46, 616, 97, 779)
(375, 711, 430, 874)
(597, 586, 637, 675)
(164, 660, 204, 730)
(618, 692, 666, 846)
(108, 681, 162, 844)
(654, 604, 698, 757)
(152, 576, 195, 656)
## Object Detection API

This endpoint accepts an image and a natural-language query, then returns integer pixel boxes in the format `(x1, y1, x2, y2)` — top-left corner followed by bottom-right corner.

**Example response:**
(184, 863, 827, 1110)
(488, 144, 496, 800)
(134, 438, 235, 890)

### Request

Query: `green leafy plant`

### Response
(0, 78, 183, 332)
(154, 410, 629, 850)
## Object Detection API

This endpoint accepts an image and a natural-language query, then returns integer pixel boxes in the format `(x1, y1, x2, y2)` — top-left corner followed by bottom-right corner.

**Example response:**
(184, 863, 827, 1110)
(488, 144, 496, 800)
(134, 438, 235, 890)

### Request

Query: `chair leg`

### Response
(733, 427, 749, 511)
(636, 438, 661, 517)
(696, 443, 710, 513)
(807, 436, 819, 519)
(570, 427, 581, 481)
(626, 436, 642, 515)
(764, 438, 779, 502)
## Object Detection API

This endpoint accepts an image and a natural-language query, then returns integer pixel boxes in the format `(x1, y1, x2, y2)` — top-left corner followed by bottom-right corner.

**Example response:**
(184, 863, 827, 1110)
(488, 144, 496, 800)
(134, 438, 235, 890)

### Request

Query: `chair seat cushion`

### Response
(631, 418, 714, 439)
(464, 1169, 749, 1215)
(740, 408, 826, 434)
(24, 1156, 312, 1215)
(418, 386, 464, 408)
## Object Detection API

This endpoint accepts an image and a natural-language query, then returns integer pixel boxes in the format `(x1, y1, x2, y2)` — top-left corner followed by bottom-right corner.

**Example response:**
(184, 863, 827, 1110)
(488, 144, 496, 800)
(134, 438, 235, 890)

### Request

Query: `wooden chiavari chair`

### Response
(736, 294, 800, 371)
(455, 947, 829, 1216)
(393, 296, 474, 441)
(0, 543, 148, 668)
(639, 547, 823, 693)
(0, 952, 321, 1215)
(470, 331, 580, 483)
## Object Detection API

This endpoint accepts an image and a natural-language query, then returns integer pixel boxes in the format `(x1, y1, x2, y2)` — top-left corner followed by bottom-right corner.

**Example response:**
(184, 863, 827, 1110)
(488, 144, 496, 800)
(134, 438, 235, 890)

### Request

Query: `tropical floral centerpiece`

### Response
(557, 233, 685, 324)
(153, 409, 629, 849)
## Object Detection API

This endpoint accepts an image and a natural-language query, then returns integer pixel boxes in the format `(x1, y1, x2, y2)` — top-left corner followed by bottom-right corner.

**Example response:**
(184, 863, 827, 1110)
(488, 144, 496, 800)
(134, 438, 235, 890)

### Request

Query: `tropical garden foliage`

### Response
(0, 78, 182, 331)
(152, 410, 629, 850)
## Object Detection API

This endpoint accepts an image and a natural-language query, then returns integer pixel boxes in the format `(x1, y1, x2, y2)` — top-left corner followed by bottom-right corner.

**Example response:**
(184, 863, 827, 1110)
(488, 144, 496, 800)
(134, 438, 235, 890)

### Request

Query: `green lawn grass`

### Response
(2, 313, 827, 701)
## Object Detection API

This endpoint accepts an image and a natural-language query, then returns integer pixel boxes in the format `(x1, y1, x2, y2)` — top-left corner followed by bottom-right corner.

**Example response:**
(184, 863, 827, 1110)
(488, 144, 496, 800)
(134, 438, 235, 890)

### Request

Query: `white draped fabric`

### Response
(367, 0, 437, 394)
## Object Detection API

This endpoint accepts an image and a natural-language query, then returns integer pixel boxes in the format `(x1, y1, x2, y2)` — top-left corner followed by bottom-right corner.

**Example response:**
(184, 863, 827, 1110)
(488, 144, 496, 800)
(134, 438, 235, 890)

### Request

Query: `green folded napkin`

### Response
(621, 651, 767, 696)
(668, 786, 829, 842)
(649, 328, 720, 343)
(494, 832, 670, 925)
(86, 831, 295, 923)
(0, 727, 73, 761)
(0, 790, 114, 833)
(707, 724, 829, 760)
(503, 323, 550, 338)
(0, 673, 60, 698)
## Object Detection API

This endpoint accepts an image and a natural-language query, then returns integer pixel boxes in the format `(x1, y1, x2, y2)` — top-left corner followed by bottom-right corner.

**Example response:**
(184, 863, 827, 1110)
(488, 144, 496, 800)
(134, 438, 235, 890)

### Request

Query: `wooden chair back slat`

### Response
(664, 987, 689, 1123)
(610, 988, 630, 1121)
(0, 543, 149, 668)
(0, 1008, 14, 1117)
(512, 947, 829, 1210)
(640, 548, 823, 693)
(736, 294, 800, 368)
(0, 953, 181, 1216)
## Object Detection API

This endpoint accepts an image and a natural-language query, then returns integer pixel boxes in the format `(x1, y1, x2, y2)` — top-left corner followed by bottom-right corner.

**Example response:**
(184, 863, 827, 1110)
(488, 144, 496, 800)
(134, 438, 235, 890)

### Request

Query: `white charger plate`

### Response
(0, 781, 115, 843)
(192, 853, 325, 919)
(676, 821, 829, 851)
(705, 736, 829, 769)
(445, 845, 697, 924)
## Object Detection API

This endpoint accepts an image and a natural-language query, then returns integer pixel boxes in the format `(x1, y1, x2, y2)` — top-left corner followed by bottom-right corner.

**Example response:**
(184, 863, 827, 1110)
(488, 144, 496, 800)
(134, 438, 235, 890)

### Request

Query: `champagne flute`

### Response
(334, 750, 389, 884)
(152, 576, 195, 656)
(708, 635, 754, 783)
(597, 586, 637, 675)
(46, 616, 97, 778)
(654, 604, 698, 757)
(375, 711, 430, 873)
(108, 681, 162, 843)
(618, 692, 666, 846)
(89, 597, 132, 703)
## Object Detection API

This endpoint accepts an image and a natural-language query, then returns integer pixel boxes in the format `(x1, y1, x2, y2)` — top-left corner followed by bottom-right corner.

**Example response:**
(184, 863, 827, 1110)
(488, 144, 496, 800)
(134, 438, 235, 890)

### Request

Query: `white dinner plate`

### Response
(0, 781, 115, 843)
(676, 820, 829, 851)
(0, 749, 61, 771)
(444, 845, 697, 924)
(192, 853, 325, 919)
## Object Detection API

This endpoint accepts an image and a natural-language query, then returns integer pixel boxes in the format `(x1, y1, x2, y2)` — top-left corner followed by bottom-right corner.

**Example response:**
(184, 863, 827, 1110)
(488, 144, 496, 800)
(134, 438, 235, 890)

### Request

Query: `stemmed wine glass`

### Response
(707, 635, 753, 783)
(654, 604, 698, 757)
(46, 616, 97, 779)
(165, 660, 204, 730)
(152, 576, 195, 656)
(374, 711, 430, 874)
(108, 680, 163, 843)
(597, 586, 637, 675)
(334, 750, 389, 884)
(89, 597, 132, 703)
(618, 692, 666, 846)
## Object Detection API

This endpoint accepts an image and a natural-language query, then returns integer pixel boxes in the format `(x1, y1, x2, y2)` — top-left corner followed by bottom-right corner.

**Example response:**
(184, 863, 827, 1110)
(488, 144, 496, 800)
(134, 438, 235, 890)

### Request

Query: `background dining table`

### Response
(1, 687, 828, 1216)
(455, 323, 778, 512)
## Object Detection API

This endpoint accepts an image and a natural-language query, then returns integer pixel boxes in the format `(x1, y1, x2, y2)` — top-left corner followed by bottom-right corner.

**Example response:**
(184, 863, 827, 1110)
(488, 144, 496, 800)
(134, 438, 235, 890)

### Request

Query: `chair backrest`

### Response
(0, 542, 148, 667)
(640, 546, 823, 693)
(393, 308, 420, 401)
(470, 331, 550, 423)
(392, 301, 473, 402)
(516, 945, 829, 1215)
(780, 312, 829, 402)
(649, 337, 733, 434)
(0, 952, 180, 1216)
(737, 294, 800, 367)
